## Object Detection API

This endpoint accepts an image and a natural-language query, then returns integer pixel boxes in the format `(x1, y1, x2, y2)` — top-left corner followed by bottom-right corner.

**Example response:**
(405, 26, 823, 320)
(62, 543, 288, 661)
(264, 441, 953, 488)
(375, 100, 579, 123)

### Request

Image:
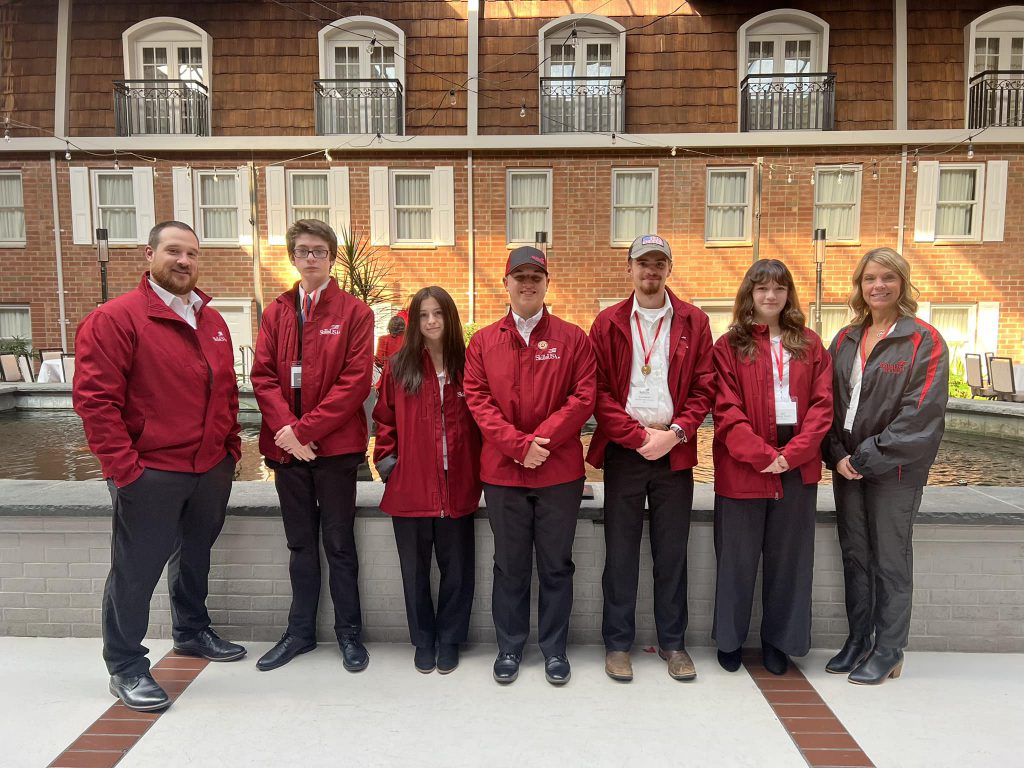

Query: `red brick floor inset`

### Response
(741, 650, 877, 768)
(48, 651, 210, 768)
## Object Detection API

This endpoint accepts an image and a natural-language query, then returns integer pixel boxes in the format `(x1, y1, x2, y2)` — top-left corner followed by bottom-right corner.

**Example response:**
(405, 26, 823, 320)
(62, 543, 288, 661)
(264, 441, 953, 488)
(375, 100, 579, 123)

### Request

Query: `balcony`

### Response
(113, 80, 210, 137)
(740, 73, 835, 132)
(540, 76, 625, 134)
(314, 79, 404, 136)
(968, 70, 1024, 128)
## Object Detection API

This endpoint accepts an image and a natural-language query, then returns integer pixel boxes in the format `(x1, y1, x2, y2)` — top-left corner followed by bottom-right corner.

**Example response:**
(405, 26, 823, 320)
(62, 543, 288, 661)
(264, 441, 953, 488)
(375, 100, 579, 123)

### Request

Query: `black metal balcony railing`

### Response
(315, 79, 404, 135)
(113, 80, 210, 137)
(540, 76, 625, 134)
(969, 70, 1024, 129)
(740, 72, 836, 132)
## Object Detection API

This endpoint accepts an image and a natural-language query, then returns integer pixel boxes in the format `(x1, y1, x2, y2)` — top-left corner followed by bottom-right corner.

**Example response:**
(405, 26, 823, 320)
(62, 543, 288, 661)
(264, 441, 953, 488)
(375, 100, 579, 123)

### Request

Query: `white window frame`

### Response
(0, 304, 31, 342)
(930, 303, 979, 355)
(287, 170, 331, 225)
(692, 299, 735, 341)
(705, 166, 753, 244)
(506, 169, 553, 248)
(390, 169, 435, 248)
(0, 171, 26, 247)
(91, 170, 139, 245)
(935, 163, 986, 242)
(537, 15, 626, 78)
(610, 168, 658, 247)
(808, 302, 854, 346)
(194, 169, 240, 246)
(813, 165, 862, 243)
(963, 7, 1024, 126)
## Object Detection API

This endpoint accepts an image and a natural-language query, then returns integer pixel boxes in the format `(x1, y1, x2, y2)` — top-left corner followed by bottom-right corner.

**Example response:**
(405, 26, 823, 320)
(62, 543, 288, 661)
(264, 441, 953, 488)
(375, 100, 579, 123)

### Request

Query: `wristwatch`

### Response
(669, 424, 687, 443)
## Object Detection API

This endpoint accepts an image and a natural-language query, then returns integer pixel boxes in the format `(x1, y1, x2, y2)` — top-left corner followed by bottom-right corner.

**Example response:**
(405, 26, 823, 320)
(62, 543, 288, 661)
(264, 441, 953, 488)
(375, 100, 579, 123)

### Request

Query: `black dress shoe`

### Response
(717, 648, 743, 673)
(848, 647, 904, 685)
(256, 634, 316, 672)
(109, 672, 170, 711)
(437, 644, 459, 674)
(414, 646, 436, 674)
(340, 637, 369, 672)
(493, 651, 521, 684)
(826, 635, 872, 674)
(762, 642, 789, 675)
(544, 655, 571, 686)
(173, 628, 246, 662)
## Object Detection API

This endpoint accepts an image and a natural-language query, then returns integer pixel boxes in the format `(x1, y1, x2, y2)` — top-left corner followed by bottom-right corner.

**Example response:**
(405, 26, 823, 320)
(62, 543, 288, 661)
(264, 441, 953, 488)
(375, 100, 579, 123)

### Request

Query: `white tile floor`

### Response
(3, 639, 1022, 768)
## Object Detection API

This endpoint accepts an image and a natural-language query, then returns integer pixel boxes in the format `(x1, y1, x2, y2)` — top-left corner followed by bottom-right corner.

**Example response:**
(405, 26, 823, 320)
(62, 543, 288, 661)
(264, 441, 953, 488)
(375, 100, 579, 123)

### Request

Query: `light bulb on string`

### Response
(213, 168, 219, 182)
(912, 150, 918, 173)
(787, 171, 793, 184)
(569, 26, 579, 49)
(3, 116, 9, 143)
(837, 170, 843, 185)
(449, 89, 457, 106)
(768, 166, 773, 181)
(611, 132, 616, 145)
(113, 151, 120, 171)
(519, 102, 527, 118)
(376, 132, 383, 145)
(64, 142, 71, 161)
(872, 165, 879, 181)
(967, 141, 974, 159)
(324, 148, 332, 163)
(670, 146, 677, 157)
(366, 36, 377, 54)
(810, 173, 815, 186)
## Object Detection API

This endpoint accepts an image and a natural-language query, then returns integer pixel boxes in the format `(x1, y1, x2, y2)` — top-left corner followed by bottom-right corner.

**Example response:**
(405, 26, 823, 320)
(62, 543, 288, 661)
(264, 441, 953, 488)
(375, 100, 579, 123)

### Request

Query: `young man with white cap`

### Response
(588, 234, 715, 682)
(464, 246, 597, 686)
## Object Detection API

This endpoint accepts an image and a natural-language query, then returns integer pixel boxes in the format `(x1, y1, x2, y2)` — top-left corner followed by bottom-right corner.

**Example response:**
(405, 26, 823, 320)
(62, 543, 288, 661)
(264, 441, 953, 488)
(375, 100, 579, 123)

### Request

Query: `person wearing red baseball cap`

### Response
(464, 246, 597, 686)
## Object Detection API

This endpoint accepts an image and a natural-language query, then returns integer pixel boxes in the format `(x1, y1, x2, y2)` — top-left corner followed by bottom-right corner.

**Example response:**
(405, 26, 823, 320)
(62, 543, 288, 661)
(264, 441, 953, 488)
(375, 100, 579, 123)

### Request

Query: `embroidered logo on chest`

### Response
(320, 324, 342, 336)
(879, 360, 908, 374)
(535, 347, 560, 361)
(212, 330, 228, 343)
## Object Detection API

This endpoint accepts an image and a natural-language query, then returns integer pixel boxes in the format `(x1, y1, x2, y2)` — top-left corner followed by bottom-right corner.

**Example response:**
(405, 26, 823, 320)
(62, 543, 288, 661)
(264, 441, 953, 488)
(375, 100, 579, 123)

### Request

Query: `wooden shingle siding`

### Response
(68, 1, 467, 137)
(2, 0, 58, 133)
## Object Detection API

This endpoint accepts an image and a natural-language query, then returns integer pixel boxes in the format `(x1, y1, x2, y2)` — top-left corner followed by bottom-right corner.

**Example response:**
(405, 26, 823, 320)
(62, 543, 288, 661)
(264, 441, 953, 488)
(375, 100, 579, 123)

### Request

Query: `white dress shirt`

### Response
(625, 294, 675, 426)
(512, 307, 544, 346)
(149, 278, 203, 330)
(844, 323, 897, 431)
(298, 279, 332, 320)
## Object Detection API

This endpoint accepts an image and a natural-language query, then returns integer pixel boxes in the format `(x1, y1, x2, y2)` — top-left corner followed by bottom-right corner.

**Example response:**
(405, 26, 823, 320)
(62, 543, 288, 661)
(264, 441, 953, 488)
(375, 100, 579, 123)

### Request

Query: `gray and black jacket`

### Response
(823, 316, 949, 487)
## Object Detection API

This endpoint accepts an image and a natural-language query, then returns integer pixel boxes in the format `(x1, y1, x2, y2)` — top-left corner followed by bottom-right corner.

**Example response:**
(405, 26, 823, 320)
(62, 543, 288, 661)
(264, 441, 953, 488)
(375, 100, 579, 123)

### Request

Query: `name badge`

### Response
(776, 397, 798, 425)
(290, 362, 302, 389)
(631, 385, 659, 409)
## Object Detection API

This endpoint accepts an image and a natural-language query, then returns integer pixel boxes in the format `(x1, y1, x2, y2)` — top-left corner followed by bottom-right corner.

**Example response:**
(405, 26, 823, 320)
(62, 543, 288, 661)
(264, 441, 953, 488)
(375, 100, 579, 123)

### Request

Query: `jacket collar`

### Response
(609, 288, 692, 357)
(276, 277, 344, 309)
(139, 272, 212, 322)
(844, 315, 916, 344)
(500, 305, 550, 344)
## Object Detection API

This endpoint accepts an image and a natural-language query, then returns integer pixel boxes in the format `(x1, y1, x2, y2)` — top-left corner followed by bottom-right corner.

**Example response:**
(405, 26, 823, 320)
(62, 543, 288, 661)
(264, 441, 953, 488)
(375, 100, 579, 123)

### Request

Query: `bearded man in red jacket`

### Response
(588, 234, 715, 683)
(464, 246, 597, 686)
(74, 221, 246, 712)
(250, 219, 374, 674)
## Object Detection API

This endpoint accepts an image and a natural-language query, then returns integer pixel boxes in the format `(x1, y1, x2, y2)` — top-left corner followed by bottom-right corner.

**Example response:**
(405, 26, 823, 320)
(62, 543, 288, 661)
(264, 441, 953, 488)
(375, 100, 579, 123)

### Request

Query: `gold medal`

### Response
(538, 340, 548, 350)
(641, 364, 652, 376)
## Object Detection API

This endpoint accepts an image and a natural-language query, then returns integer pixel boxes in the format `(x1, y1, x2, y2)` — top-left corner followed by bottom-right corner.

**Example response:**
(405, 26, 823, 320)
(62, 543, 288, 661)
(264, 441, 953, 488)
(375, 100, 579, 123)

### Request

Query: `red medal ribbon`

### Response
(634, 313, 666, 371)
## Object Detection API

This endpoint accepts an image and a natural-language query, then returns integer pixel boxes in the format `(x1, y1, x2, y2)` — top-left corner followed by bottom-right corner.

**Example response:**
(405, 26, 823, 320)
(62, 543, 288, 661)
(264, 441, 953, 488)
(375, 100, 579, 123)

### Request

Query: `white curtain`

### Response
(707, 171, 748, 240)
(816, 305, 853, 346)
(814, 170, 857, 240)
(395, 174, 432, 241)
(0, 307, 30, 339)
(97, 174, 136, 241)
(200, 174, 238, 240)
(613, 172, 653, 243)
(292, 174, 329, 223)
(0, 175, 26, 242)
(931, 306, 970, 349)
(936, 169, 976, 237)
(508, 173, 548, 243)
(703, 308, 733, 341)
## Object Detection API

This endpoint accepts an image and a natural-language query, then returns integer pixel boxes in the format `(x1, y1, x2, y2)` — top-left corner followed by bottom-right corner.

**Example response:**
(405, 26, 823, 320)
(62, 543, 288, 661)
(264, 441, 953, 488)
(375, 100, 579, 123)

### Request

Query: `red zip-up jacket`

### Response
(372, 351, 482, 518)
(72, 273, 241, 488)
(464, 308, 597, 488)
(587, 289, 715, 471)
(712, 326, 834, 499)
(250, 280, 373, 463)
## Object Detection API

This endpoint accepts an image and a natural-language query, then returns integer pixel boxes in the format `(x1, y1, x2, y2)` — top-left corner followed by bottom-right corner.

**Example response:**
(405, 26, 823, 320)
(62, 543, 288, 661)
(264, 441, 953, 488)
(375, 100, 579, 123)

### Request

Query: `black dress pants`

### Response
(272, 452, 363, 643)
(712, 469, 817, 656)
(102, 455, 233, 676)
(484, 478, 584, 658)
(833, 475, 922, 650)
(601, 443, 693, 652)
(392, 515, 476, 649)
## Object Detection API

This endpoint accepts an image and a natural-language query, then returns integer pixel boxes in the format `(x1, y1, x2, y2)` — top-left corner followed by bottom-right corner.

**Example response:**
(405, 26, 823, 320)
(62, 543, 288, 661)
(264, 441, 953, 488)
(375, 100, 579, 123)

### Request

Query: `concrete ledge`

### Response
(945, 397, 1024, 443)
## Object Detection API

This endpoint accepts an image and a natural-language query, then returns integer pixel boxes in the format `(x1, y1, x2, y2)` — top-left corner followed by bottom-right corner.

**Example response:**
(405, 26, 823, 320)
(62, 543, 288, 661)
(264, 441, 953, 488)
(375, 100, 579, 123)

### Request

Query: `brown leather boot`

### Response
(659, 648, 697, 681)
(605, 650, 633, 682)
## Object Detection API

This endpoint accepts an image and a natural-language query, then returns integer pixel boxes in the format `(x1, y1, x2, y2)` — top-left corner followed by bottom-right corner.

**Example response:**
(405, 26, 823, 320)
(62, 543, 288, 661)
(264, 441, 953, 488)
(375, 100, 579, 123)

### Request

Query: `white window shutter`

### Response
(132, 167, 155, 245)
(368, 166, 390, 246)
(916, 301, 931, 323)
(171, 167, 194, 227)
(69, 167, 93, 245)
(236, 165, 252, 245)
(328, 166, 351, 241)
(913, 161, 939, 242)
(982, 160, 1008, 242)
(264, 166, 286, 246)
(977, 302, 999, 356)
(432, 165, 455, 246)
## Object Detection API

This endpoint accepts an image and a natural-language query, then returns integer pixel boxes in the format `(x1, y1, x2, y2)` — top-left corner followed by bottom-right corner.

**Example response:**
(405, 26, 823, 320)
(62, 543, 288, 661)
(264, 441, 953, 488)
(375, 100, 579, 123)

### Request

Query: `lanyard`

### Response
(634, 312, 666, 376)
(772, 338, 786, 387)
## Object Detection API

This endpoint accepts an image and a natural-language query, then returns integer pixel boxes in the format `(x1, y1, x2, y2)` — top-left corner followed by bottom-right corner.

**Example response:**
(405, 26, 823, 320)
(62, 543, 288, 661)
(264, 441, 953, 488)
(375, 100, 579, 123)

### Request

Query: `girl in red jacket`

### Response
(711, 259, 833, 676)
(372, 286, 482, 674)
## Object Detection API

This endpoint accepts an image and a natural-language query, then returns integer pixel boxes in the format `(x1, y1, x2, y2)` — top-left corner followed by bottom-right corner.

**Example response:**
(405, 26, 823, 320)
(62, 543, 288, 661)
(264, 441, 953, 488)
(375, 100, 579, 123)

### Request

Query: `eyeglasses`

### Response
(293, 248, 331, 260)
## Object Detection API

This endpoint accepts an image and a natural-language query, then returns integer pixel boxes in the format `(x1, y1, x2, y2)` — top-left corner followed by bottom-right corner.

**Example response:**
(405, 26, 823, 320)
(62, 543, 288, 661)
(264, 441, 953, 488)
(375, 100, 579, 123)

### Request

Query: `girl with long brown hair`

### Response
(711, 259, 833, 675)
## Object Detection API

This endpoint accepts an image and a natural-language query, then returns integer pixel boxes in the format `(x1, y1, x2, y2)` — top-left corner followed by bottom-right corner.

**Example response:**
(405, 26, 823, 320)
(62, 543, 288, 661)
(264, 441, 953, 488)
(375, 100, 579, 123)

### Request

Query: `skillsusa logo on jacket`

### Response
(320, 324, 342, 336)
(880, 360, 908, 374)
(212, 330, 228, 343)
(535, 346, 560, 361)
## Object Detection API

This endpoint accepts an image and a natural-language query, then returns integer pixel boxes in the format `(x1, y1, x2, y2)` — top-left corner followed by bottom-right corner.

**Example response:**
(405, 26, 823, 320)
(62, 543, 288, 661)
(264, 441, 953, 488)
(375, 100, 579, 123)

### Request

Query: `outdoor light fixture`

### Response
(535, 230, 548, 256)
(813, 228, 826, 338)
(96, 228, 110, 304)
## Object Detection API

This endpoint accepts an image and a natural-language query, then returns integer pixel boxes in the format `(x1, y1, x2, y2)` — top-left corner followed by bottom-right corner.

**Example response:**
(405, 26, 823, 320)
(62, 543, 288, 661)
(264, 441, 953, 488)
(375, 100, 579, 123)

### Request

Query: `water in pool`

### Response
(1, 410, 1021, 486)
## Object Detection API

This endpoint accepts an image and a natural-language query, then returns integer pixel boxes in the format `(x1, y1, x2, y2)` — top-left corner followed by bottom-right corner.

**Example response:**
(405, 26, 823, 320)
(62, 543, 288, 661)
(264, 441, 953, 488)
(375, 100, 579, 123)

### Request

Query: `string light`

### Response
(872, 165, 879, 181)
(569, 25, 579, 49)
(787, 172, 793, 184)
(768, 166, 773, 180)
(3, 116, 9, 143)
(449, 89, 457, 107)
(324, 148, 332, 162)
(836, 169, 843, 185)
(611, 132, 616, 145)
(967, 141, 974, 159)
(670, 146, 677, 157)
(912, 150, 919, 173)
(809, 173, 815, 186)
(375, 131, 383, 145)
(366, 36, 377, 54)
(113, 151, 119, 171)
(64, 142, 71, 161)
(519, 102, 527, 118)
(213, 168, 219, 182)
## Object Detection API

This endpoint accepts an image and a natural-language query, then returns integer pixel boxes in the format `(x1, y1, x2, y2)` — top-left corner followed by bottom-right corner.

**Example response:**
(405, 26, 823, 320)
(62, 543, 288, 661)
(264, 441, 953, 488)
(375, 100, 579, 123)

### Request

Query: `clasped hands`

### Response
(275, 424, 318, 462)
(760, 453, 790, 474)
(637, 426, 679, 461)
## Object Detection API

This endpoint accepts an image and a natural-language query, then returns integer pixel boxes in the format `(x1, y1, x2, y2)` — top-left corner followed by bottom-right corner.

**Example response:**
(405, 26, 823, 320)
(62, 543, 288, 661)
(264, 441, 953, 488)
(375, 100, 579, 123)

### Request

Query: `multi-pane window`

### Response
(196, 171, 238, 242)
(0, 305, 30, 342)
(289, 172, 330, 224)
(936, 165, 982, 240)
(95, 172, 137, 242)
(706, 168, 752, 242)
(813, 166, 861, 242)
(930, 304, 974, 353)
(392, 171, 433, 243)
(0, 173, 26, 244)
(809, 304, 853, 347)
(611, 169, 656, 246)
(507, 170, 552, 245)
(695, 302, 734, 341)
